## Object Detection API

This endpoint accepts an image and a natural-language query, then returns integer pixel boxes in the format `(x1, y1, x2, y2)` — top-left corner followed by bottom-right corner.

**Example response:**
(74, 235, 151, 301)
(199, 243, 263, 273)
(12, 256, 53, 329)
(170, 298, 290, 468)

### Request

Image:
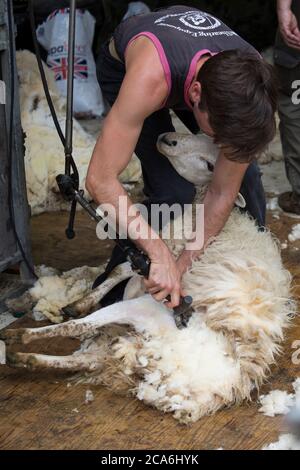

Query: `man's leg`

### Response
(239, 163, 266, 227)
(276, 64, 300, 214)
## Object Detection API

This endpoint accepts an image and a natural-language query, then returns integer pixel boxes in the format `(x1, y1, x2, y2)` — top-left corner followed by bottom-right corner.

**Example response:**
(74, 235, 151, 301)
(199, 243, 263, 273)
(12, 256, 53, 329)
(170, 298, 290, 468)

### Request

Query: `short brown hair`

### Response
(197, 50, 278, 163)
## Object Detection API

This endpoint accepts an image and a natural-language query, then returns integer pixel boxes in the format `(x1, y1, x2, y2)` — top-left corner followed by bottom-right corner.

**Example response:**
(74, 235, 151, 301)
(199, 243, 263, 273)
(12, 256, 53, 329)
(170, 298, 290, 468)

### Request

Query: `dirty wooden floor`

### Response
(1, 197, 300, 450)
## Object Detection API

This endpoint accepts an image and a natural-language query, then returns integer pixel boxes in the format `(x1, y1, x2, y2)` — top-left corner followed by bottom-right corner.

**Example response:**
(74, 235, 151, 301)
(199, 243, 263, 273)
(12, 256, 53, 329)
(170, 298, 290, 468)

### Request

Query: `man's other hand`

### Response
(278, 1, 300, 50)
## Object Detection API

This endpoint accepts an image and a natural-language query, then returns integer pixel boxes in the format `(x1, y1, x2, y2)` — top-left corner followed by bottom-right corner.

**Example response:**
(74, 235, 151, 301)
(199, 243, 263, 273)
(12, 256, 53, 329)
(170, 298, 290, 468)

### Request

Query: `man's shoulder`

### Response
(125, 36, 169, 96)
(126, 36, 165, 75)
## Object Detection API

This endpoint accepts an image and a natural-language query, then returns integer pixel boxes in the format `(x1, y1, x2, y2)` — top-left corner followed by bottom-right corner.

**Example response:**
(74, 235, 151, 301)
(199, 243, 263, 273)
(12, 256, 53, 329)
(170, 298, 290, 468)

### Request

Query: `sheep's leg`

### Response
(62, 262, 133, 317)
(6, 351, 101, 372)
(0, 319, 95, 346)
(1, 296, 175, 347)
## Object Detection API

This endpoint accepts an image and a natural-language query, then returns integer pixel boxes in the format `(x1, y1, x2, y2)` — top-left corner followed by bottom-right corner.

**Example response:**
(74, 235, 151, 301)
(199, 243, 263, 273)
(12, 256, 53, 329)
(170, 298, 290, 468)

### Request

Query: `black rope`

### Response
(28, 0, 66, 146)
(28, 0, 80, 184)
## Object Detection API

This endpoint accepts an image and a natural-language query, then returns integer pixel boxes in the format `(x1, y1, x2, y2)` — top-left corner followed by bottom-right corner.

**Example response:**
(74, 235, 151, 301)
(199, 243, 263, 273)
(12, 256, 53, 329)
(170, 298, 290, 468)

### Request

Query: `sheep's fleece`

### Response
(16, 50, 141, 215)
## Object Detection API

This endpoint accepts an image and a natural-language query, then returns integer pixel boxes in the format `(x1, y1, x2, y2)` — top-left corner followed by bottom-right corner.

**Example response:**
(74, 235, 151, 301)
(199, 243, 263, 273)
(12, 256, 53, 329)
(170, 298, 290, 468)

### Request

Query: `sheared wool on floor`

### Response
(6, 265, 104, 323)
(259, 378, 300, 417)
(29, 265, 104, 323)
(288, 224, 300, 242)
(259, 390, 295, 417)
(266, 197, 279, 211)
(260, 379, 300, 449)
(263, 434, 300, 450)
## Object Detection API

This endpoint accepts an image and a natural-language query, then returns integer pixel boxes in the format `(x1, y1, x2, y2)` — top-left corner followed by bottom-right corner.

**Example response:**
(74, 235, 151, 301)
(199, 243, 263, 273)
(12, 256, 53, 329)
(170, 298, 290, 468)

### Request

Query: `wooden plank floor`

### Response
(0, 210, 299, 450)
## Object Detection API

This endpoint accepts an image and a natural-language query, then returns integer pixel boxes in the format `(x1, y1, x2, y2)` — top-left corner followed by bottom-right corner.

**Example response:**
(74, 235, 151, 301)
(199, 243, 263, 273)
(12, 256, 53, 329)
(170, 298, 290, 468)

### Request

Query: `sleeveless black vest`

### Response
(114, 5, 258, 109)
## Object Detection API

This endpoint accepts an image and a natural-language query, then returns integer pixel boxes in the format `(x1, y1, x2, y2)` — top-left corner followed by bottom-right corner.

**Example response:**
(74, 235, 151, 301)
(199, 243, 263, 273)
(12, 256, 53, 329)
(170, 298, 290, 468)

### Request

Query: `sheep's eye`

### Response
(171, 140, 177, 146)
(207, 162, 214, 172)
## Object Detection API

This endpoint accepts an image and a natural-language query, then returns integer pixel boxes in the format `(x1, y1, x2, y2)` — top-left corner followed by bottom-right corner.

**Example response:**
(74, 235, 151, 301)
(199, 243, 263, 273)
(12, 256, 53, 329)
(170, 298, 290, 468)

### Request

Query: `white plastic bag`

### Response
(37, 8, 105, 117)
(123, 2, 151, 20)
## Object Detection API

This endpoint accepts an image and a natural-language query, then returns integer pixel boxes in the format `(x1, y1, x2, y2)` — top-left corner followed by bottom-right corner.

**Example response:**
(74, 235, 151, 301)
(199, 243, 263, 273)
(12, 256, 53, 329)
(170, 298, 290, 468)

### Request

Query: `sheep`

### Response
(2, 132, 295, 424)
(16, 50, 141, 215)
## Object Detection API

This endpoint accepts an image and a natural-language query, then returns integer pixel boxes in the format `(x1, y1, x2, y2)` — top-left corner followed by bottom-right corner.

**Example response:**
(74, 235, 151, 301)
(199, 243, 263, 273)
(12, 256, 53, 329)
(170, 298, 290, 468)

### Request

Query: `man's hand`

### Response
(277, 0, 300, 50)
(143, 247, 183, 308)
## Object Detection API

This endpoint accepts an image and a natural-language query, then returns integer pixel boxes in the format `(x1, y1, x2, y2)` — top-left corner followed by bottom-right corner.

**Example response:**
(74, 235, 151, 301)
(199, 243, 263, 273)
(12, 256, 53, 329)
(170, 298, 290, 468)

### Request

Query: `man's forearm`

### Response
(88, 174, 169, 259)
(178, 187, 234, 268)
(277, 0, 292, 12)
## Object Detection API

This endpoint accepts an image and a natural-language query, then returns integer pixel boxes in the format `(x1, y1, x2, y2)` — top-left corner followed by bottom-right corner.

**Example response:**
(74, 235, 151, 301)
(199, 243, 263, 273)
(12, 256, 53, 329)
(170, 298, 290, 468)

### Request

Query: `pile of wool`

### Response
(260, 378, 300, 450)
(16, 50, 141, 215)
(288, 224, 300, 243)
(259, 378, 300, 417)
(259, 390, 295, 417)
(266, 197, 279, 212)
(263, 434, 300, 450)
(6, 265, 104, 323)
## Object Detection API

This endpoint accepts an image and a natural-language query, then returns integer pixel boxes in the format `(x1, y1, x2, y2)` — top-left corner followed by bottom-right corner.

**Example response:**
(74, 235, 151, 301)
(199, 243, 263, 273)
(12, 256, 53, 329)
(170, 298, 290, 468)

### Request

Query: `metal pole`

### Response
(65, 0, 76, 175)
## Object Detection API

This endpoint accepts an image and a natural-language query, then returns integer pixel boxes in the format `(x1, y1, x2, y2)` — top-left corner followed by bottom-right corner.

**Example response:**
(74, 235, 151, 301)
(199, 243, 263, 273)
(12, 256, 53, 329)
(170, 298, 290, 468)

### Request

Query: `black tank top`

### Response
(113, 5, 258, 110)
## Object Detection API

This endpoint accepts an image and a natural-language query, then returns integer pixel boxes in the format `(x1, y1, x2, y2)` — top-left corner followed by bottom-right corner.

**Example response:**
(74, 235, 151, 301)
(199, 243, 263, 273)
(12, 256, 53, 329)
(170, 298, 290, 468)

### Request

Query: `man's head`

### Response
(188, 50, 278, 162)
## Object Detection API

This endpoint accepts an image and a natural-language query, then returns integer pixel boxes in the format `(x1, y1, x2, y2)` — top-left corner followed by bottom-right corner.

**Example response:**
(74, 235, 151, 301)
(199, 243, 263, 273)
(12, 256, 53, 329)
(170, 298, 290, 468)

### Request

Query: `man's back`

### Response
(113, 5, 257, 109)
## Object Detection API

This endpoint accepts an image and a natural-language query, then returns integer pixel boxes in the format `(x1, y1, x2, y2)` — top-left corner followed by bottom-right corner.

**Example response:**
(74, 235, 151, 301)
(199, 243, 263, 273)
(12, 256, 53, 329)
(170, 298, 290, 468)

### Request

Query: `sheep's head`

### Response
(157, 132, 246, 209)
(157, 132, 219, 187)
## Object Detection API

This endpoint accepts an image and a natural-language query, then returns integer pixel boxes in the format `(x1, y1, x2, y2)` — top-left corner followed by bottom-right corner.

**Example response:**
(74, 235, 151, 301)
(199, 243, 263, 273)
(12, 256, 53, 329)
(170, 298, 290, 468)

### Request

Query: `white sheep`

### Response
(2, 132, 295, 423)
(16, 50, 141, 215)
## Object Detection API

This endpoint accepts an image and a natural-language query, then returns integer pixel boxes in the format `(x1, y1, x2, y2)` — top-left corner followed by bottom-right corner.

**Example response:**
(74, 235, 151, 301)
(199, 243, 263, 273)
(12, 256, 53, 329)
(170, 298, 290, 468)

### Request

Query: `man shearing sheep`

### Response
(86, 5, 277, 308)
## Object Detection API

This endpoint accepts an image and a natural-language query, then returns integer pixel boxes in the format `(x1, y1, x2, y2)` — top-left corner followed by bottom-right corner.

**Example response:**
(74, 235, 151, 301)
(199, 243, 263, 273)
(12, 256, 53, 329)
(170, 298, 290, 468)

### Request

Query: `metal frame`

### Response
(0, 0, 34, 285)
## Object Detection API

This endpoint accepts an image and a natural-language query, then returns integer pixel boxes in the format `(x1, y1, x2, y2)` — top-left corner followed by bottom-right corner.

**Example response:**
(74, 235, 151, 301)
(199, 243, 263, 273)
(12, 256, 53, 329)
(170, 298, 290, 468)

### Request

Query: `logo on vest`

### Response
(179, 12, 221, 30)
(155, 10, 236, 38)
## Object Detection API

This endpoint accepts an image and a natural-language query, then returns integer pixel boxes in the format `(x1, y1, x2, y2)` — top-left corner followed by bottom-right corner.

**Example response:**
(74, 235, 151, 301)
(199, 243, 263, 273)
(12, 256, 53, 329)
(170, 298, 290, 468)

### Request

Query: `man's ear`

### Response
(189, 81, 202, 107)
(234, 193, 246, 208)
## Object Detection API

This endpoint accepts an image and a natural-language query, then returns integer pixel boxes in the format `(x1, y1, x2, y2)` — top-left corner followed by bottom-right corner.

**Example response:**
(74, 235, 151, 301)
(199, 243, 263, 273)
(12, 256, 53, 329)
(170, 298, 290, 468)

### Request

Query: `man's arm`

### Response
(277, 0, 300, 50)
(176, 151, 249, 275)
(86, 39, 183, 307)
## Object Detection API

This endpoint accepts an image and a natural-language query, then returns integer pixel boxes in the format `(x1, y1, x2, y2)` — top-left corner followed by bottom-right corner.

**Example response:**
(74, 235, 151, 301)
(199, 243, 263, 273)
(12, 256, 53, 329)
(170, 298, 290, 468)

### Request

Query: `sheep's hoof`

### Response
(61, 305, 77, 317)
(0, 328, 28, 346)
(6, 352, 39, 370)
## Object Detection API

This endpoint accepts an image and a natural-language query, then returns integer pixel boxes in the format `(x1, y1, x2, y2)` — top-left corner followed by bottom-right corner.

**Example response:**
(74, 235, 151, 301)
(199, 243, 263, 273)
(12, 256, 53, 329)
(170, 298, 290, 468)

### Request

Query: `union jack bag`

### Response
(37, 8, 105, 117)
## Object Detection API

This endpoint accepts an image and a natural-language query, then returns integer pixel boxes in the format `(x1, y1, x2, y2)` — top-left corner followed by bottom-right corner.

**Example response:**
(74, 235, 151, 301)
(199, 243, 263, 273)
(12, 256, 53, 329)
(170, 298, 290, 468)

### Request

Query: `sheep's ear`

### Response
(234, 193, 246, 208)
